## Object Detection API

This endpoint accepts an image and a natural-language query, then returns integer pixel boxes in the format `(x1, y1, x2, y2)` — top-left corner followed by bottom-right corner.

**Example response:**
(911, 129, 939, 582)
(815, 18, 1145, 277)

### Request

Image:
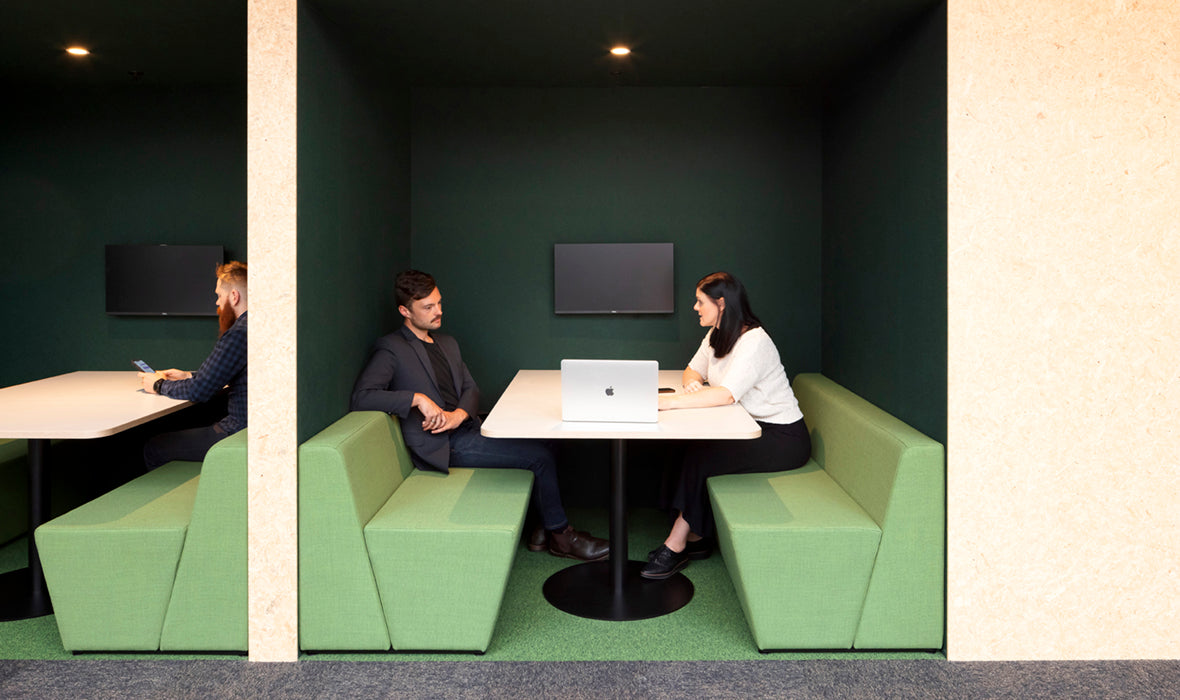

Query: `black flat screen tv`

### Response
(553, 243, 674, 314)
(105, 244, 225, 316)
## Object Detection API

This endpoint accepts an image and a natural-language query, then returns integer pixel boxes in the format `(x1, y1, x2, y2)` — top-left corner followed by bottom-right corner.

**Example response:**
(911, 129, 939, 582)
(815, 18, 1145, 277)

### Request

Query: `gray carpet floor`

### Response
(2, 658, 1178, 699)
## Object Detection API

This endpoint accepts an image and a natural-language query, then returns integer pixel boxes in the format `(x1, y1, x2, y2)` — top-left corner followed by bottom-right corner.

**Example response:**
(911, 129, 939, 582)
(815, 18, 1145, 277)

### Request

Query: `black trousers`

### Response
(667, 418, 811, 538)
(143, 423, 231, 470)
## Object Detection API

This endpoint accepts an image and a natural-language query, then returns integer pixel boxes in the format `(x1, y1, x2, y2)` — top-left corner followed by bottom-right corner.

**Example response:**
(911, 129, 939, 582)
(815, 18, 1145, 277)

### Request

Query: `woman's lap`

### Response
(670, 419, 811, 536)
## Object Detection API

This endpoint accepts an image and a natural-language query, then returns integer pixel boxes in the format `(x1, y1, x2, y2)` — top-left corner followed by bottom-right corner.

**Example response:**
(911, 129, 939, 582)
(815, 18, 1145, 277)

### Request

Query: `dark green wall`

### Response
(0, 84, 246, 389)
(410, 87, 823, 412)
(297, 4, 412, 441)
(821, 4, 947, 443)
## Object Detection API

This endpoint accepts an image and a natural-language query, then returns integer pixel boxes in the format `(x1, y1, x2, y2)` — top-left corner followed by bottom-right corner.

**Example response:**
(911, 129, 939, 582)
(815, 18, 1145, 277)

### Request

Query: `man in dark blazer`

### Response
(351, 270, 608, 562)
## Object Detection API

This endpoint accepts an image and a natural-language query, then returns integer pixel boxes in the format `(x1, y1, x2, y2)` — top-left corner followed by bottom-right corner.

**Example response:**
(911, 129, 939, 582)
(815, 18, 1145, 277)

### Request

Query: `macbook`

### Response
(561, 359, 659, 423)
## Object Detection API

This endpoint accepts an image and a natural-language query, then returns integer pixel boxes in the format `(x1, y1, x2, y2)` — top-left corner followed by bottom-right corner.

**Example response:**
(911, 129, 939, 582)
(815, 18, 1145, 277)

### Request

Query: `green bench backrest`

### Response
(792, 372, 945, 647)
(298, 411, 417, 650)
(160, 429, 249, 651)
(793, 373, 941, 527)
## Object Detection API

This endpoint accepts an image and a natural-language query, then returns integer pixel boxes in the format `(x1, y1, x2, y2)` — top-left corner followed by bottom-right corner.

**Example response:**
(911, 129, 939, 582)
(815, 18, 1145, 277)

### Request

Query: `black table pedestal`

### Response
(0, 438, 53, 621)
(542, 439, 693, 621)
(0, 568, 52, 621)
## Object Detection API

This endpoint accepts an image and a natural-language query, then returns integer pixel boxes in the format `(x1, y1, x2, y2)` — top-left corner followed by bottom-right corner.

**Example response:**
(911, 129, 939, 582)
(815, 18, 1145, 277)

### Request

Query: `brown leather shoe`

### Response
(527, 524, 548, 552)
(548, 525, 609, 562)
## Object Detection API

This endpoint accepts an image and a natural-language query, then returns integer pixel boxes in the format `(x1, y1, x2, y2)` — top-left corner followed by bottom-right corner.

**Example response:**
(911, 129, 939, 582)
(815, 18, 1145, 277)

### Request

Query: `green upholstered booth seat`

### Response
(35, 461, 200, 651)
(34, 430, 247, 652)
(708, 373, 945, 651)
(299, 411, 532, 653)
(710, 464, 882, 649)
(365, 468, 532, 652)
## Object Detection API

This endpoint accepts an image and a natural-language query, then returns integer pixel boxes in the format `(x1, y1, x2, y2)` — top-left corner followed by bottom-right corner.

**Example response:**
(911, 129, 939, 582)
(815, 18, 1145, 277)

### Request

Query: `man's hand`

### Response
(430, 409, 468, 434)
(413, 393, 468, 434)
(139, 369, 192, 394)
(139, 371, 165, 393)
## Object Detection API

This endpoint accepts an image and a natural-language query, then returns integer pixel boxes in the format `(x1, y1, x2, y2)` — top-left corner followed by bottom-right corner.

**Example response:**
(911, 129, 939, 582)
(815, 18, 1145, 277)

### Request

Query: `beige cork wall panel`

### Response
(948, 0, 1179, 660)
(247, 0, 299, 662)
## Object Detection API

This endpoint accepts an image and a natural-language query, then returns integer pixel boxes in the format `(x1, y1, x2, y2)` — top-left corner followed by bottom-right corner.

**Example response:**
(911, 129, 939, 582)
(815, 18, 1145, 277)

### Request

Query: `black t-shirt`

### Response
(419, 338, 459, 411)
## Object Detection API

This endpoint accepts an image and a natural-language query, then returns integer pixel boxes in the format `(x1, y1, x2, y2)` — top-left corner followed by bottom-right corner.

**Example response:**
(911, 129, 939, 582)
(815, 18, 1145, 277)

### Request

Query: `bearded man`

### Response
(139, 260, 248, 469)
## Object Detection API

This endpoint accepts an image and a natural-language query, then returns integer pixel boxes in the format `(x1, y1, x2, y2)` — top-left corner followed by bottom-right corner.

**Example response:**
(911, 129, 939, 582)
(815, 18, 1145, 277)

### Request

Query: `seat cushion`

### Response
(709, 462, 882, 650)
(363, 467, 532, 652)
(34, 461, 201, 651)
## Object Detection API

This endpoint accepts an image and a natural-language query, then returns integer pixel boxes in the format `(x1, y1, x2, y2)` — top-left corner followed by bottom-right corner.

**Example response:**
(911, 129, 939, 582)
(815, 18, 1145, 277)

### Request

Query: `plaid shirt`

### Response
(159, 311, 248, 433)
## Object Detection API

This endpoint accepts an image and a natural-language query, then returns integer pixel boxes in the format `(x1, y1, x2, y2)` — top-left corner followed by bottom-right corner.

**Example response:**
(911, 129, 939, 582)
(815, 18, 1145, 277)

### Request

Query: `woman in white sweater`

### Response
(641, 271, 812, 580)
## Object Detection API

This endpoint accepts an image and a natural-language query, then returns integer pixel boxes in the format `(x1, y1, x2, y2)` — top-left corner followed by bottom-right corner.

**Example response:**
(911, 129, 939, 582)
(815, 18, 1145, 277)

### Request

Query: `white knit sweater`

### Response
(688, 327, 803, 424)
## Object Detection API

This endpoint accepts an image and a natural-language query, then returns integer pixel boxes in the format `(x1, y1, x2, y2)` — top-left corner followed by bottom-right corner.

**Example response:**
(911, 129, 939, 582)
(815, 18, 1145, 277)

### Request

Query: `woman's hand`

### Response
(659, 385, 734, 411)
(682, 367, 705, 393)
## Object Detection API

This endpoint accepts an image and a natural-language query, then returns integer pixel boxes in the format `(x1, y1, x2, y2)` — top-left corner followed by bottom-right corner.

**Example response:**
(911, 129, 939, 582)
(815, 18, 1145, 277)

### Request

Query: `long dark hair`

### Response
(698, 271, 762, 358)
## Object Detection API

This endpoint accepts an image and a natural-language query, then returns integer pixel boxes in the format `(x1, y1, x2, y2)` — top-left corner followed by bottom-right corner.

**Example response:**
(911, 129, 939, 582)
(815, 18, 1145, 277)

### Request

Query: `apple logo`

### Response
(605, 386, 615, 397)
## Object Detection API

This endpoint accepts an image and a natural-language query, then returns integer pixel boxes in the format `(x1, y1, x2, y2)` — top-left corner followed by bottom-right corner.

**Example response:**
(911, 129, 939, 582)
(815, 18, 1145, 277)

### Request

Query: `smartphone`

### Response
(133, 360, 155, 374)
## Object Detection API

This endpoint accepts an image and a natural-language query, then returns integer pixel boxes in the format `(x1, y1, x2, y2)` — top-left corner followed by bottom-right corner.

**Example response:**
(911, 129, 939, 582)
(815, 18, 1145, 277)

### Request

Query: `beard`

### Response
(218, 303, 238, 337)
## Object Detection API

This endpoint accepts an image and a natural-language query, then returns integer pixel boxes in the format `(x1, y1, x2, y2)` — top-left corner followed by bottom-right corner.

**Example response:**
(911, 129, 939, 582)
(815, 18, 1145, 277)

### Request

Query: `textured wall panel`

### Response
(247, 0, 299, 663)
(948, 0, 1179, 660)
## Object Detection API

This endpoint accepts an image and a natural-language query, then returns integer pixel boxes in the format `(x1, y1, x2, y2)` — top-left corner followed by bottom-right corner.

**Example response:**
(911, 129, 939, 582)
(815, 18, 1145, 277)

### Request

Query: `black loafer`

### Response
(647, 537, 712, 562)
(640, 544, 690, 579)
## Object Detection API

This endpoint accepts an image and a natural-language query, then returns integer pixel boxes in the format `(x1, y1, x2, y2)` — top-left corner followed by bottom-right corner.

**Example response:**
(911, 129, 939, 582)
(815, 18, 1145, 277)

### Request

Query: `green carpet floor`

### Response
(0, 508, 943, 662)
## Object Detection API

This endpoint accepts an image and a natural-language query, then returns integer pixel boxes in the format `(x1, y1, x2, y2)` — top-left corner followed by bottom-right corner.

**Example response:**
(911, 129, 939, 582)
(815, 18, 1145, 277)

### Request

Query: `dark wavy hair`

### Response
(395, 269, 437, 308)
(698, 271, 762, 358)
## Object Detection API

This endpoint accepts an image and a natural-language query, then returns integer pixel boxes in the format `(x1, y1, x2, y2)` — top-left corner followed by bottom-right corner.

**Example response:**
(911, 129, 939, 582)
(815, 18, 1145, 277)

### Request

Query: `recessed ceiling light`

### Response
(610, 47, 631, 56)
(66, 47, 90, 56)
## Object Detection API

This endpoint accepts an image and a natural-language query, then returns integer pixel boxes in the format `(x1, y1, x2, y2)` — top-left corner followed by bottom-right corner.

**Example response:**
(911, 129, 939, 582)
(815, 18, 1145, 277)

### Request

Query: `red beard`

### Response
(218, 304, 238, 337)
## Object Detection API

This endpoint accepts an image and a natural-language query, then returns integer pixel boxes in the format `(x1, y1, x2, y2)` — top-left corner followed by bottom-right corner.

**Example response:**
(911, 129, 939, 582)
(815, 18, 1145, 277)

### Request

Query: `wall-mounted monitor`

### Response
(554, 243, 674, 314)
(105, 244, 226, 316)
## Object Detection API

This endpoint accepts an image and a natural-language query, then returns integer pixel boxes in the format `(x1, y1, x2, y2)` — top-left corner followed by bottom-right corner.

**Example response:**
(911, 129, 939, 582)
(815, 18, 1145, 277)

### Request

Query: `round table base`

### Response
(542, 560, 693, 621)
(0, 568, 53, 621)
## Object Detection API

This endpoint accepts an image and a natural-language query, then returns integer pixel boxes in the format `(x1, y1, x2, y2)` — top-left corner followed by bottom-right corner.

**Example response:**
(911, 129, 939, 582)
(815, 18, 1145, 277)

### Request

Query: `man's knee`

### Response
(143, 435, 170, 470)
(522, 444, 557, 475)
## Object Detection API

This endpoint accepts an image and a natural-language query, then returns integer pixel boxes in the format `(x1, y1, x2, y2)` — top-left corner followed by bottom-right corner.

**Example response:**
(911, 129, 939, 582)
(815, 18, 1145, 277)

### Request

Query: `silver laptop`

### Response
(561, 359, 659, 423)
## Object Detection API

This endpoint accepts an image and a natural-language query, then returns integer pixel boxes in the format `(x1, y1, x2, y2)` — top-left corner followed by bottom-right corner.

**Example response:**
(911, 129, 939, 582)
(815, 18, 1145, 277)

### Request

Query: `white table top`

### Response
(482, 369, 761, 440)
(0, 371, 193, 440)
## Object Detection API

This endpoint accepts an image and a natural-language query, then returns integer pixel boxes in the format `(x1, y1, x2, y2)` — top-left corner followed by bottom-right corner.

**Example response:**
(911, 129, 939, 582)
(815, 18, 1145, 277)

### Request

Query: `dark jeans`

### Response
(144, 423, 231, 470)
(448, 422, 569, 531)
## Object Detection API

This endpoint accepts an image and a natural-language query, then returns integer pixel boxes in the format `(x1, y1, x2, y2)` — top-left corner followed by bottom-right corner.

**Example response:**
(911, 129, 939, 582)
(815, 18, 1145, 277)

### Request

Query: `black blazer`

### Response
(350, 324, 481, 473)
